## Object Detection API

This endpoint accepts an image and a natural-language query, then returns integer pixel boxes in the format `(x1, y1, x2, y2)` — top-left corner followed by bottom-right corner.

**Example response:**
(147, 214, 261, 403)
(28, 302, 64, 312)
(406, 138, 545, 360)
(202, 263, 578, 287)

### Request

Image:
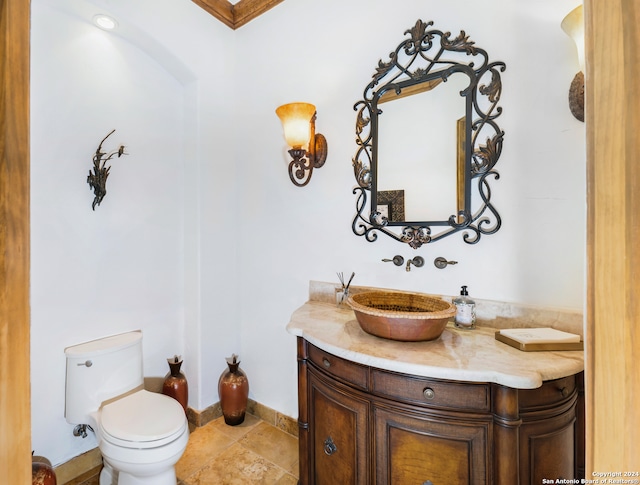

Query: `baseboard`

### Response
(186, 400, 222, 428)
(187, 398, 298, 437)
(53, 448, 102, 484)
(54, 399, 297, 483)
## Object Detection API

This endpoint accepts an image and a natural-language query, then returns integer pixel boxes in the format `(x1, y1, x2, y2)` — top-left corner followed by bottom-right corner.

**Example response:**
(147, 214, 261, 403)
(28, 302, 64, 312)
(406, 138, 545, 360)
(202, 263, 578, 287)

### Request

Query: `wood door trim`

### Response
(0, 0, 31, 482)
(585, 0, 640, 471)
(191, 0, 285, 29)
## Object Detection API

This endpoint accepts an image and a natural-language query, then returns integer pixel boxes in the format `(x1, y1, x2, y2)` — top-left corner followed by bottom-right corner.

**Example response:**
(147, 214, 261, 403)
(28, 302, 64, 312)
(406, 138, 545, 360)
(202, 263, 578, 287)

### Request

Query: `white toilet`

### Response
(65, 331, 189, 485)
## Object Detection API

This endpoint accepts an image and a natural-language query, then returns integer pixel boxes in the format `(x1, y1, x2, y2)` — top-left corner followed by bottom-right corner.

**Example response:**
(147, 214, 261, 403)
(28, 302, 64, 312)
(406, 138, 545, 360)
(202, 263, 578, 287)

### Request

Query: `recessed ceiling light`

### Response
(93, 14, 118, 31)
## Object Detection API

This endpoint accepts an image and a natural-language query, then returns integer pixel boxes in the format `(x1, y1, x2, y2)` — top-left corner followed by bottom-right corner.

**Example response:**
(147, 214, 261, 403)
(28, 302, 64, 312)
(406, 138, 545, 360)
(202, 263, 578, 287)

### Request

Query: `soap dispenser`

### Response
(454, 285, 476, 329)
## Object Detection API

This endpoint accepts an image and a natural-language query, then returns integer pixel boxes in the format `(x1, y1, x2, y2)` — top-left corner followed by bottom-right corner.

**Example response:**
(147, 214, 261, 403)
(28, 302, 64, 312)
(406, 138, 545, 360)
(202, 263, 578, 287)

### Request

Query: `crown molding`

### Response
(192, 0, 284, 29)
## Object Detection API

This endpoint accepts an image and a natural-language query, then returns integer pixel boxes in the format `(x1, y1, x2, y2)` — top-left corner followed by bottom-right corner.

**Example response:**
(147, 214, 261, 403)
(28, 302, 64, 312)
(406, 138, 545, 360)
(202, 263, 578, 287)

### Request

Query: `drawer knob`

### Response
(560, 387, 569, 398)
(323, 436, 337, 456)
(323, 358, 331, 369)
(423, 387, 435, 400)
(423, 481, 434, 485)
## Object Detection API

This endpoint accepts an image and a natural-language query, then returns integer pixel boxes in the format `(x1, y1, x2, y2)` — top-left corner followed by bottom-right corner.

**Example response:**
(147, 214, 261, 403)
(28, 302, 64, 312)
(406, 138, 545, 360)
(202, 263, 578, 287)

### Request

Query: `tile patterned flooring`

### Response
(64, 414, 299, 485)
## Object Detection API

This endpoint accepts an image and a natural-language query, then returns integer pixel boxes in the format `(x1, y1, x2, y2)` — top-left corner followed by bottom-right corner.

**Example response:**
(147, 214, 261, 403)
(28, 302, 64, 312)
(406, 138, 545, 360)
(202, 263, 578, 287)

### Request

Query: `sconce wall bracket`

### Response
(313, 133, 328, 169)
(287, 114, 328, 187)
(568, 71, 584, 122)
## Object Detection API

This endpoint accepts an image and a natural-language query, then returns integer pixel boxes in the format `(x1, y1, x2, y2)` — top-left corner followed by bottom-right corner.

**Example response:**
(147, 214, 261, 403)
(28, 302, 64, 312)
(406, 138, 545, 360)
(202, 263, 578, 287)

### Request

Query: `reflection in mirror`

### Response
(377, 190, 405, 222)
(377, 72, 469, 222)
(352, 19, 505, 248)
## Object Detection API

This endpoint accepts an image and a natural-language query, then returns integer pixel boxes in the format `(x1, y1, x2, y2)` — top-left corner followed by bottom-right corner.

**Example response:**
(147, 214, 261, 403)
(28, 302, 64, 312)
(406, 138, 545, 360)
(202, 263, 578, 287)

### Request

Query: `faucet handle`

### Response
(434, 257, 458, 269)
(382, 255, 404, 266)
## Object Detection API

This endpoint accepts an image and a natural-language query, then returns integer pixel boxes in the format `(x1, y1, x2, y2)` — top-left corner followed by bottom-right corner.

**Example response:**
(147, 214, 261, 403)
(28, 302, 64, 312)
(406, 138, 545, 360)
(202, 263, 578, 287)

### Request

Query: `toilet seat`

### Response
(100, 390, 187, 449)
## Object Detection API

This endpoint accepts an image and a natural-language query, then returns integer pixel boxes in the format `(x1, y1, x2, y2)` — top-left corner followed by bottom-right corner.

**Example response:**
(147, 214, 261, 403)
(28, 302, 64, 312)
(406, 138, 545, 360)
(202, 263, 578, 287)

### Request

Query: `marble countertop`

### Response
(286, 300, 584, 389)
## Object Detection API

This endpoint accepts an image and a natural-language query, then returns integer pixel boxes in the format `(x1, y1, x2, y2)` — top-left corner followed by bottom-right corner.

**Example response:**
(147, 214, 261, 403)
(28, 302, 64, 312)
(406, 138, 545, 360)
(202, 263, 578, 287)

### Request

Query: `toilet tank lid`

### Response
(65, 331, 142, 358)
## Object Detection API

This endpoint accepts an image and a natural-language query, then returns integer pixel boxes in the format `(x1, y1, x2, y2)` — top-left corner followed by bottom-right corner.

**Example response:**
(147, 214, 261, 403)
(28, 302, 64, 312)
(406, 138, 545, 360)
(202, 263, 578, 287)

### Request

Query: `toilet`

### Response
(64, 331, 189, 485)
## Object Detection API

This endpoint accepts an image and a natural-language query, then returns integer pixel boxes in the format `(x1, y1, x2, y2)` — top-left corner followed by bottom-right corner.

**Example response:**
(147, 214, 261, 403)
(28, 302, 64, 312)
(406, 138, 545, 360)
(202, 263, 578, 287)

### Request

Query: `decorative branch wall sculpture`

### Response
(87, 129, 128, 210)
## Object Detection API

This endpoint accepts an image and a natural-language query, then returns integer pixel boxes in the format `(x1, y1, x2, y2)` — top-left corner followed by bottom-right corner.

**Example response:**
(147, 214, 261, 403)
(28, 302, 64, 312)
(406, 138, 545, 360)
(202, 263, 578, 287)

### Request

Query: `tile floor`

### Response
(63, 414, 299, 485)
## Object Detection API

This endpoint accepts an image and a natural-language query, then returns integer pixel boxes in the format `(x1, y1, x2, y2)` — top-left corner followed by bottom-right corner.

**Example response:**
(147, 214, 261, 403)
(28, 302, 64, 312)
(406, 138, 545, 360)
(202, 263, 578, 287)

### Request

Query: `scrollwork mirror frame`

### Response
(352, 19, 506, 249)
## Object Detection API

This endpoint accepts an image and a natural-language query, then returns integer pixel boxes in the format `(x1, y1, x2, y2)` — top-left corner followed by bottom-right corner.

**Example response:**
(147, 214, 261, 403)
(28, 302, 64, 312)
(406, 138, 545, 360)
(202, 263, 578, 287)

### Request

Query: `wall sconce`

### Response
(276, 102, 328, 187)
(561, 5, 584, 122)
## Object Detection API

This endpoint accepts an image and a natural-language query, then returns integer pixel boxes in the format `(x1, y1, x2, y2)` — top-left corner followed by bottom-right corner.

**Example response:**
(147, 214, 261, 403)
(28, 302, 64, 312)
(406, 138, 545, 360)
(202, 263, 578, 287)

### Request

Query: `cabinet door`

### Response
(309, 371, 370, 485)
(374, 406, 490, 485)
(519, 376, 580, 484)
(520, 409, 577, 484)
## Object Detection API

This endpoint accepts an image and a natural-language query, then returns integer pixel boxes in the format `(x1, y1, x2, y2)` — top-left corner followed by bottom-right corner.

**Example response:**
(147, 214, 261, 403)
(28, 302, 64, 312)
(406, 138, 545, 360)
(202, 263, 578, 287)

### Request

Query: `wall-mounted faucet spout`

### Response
(406, 256, 424, 272)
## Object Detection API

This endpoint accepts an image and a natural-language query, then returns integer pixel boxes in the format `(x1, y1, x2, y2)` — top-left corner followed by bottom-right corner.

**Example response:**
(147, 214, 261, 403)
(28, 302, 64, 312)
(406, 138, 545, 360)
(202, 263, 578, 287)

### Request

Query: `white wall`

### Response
(233, 0, 586, 418)
(30, 0, 237, 465)
(29, 0, 585, 467)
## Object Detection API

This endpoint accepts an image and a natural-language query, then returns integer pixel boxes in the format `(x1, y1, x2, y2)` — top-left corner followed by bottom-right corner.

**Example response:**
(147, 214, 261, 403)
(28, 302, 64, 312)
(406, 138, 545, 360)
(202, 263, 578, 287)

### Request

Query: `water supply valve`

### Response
(72, 424, 93, 439)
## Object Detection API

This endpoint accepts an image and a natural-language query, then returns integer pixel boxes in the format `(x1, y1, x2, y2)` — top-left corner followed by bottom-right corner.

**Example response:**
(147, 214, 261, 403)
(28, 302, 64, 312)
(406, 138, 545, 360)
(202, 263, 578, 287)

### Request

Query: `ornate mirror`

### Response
(352, 19, 506, 248)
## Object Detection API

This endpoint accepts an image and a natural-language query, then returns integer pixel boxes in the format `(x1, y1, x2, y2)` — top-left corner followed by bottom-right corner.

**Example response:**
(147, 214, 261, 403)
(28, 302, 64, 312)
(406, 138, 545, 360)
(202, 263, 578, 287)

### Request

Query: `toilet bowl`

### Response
(65, 331, 189, 485)
(96, 389, 189, 485)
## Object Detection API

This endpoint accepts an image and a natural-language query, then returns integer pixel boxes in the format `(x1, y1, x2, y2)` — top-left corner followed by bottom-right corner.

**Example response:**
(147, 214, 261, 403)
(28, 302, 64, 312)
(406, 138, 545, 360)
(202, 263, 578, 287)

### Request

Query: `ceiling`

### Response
(191, 0, 284, 29)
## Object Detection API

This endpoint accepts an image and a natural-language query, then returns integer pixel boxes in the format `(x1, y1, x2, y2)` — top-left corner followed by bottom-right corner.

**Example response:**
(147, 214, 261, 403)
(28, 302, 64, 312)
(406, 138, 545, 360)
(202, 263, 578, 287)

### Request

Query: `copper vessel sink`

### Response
(347, 291, 456, 342)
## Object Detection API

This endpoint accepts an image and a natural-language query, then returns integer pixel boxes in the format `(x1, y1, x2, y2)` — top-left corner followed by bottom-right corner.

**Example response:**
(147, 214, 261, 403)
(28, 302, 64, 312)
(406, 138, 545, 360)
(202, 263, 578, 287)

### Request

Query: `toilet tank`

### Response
(65, 330, 144, 425)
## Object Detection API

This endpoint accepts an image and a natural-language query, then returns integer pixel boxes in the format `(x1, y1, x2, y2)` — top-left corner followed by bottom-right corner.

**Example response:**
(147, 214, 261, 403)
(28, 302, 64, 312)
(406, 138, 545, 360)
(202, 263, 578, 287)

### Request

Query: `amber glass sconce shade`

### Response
(562, 5, 584, 122)
(276, 102, 328, 187)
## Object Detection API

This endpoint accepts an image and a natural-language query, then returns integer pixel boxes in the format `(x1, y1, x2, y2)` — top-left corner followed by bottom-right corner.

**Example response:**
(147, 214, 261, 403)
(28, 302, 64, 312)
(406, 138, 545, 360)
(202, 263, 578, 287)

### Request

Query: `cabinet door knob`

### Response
(323, 358, 331, 369)
(423, 388, 435, 400)
(323, 436, 337, 456)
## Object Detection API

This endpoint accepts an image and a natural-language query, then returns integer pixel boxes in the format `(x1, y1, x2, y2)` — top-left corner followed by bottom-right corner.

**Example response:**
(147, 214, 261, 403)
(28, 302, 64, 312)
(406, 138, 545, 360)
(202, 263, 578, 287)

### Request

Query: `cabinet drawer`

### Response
(519, 375, 576, 410)
(372, 369, 490, 412)
(308, 344, 369, 390)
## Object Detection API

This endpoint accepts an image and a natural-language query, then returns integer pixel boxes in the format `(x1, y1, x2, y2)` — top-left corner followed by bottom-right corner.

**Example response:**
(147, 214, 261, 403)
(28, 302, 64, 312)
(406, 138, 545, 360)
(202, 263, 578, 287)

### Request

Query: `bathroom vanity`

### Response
(287, 291, 585, 485)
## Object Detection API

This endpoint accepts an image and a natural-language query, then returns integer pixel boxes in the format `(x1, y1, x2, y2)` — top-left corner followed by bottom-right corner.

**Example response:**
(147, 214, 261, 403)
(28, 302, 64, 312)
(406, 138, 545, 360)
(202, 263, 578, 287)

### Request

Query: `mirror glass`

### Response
(352, 19, 505, 249)
(377, 72, 469, 222)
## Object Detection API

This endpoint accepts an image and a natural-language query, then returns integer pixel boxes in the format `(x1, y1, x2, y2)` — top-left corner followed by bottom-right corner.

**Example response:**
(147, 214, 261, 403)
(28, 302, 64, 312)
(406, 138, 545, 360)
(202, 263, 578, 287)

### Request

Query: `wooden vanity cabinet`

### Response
(297, 337, 584, 485)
